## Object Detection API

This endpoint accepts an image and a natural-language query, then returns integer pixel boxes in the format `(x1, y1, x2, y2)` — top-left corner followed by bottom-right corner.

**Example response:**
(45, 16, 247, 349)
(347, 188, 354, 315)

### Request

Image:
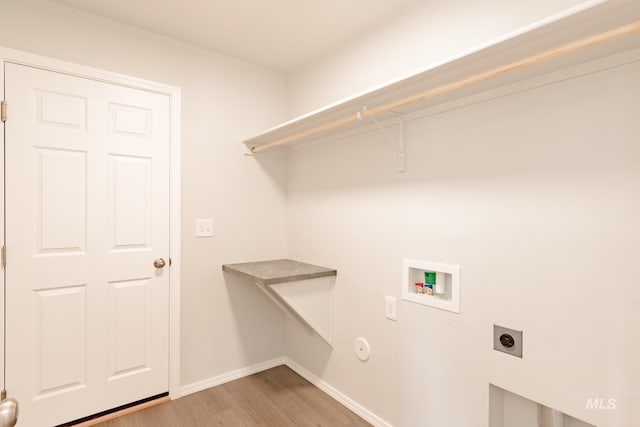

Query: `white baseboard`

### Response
(283, 357, 393, 427)
(179, 356, 286, 397)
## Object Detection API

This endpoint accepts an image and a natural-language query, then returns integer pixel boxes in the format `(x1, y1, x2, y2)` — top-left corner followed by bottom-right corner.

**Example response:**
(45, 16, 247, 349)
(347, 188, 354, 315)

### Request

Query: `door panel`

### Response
(5, 63, 170, 427)
(37, 148, 87, 253)
(110, 155, 151, 249)
(36, 285, 87, 397)
(36, 90, 87, 130)
(110, 103, 151, 138)
(108, 278, 152, 379)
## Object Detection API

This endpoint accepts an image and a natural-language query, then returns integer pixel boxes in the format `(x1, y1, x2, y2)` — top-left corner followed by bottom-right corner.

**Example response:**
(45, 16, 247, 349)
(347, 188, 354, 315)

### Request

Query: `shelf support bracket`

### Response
(398, 116, 405, 173)
(360, 107, 406, 173)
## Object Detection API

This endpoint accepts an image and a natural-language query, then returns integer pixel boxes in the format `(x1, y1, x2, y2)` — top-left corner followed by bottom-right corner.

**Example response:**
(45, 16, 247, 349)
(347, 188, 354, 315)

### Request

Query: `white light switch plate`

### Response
(195, 218, 214, 237)
(385, 296, 397, 321)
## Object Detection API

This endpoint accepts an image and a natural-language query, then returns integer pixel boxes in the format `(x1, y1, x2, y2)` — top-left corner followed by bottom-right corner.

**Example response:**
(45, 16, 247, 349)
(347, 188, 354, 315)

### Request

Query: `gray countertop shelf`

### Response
(222, 259, 337, 346)
(222, 259, 337, 286)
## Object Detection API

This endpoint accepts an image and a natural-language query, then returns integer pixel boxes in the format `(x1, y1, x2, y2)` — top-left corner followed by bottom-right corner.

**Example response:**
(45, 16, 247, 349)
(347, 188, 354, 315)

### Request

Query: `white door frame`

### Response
(0, 47, 182, 398)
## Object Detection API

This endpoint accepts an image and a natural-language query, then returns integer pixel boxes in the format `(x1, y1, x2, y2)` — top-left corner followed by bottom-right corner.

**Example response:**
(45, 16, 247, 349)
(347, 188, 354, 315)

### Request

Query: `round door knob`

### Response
(0, 397, 18, 427)
(154, 258, 166, 269)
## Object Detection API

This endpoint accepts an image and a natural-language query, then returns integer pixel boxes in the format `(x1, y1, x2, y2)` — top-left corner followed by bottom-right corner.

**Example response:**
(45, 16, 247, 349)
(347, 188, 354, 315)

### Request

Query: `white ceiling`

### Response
(54, 0, 420, 72)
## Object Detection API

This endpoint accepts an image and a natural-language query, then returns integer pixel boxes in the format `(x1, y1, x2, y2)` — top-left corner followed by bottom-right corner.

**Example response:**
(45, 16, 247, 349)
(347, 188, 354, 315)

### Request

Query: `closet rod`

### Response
(251, 19, 640, 154)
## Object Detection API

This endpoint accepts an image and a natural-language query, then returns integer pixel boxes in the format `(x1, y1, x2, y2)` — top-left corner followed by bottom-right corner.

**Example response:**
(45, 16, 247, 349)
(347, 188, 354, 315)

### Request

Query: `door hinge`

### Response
(1, 100, 6, 122)
(2, 246, 6, 269)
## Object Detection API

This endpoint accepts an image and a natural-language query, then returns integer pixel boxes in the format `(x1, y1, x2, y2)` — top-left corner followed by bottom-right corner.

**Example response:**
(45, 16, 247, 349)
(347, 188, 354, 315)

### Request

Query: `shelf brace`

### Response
(360, 107, 406, 173)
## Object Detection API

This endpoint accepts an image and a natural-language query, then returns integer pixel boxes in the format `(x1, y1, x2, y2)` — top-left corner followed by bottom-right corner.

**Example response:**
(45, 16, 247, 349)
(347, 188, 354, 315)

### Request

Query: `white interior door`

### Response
(4, 63, 170, 426)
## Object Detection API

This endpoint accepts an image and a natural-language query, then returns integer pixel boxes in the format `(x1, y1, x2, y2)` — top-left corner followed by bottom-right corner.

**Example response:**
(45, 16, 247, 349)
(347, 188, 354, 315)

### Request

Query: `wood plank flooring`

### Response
(96, 365, 372, 426)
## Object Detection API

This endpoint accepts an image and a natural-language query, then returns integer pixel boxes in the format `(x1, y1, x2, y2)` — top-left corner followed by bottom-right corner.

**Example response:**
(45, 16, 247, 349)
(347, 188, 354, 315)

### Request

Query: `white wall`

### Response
(285, 49, 640, 427)
(0, 0, 289, 388)
(284, 2, 640, 426)
(286, 0, 596, 116)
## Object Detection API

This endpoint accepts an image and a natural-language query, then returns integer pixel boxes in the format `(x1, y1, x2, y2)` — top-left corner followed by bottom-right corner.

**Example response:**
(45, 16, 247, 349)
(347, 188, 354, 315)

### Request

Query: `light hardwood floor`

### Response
(96, 365, 372, 426)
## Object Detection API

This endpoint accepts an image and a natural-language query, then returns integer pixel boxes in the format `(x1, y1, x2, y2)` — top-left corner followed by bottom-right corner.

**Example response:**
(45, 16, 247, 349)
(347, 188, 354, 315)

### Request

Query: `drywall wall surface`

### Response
(284, 57, 640, 426)
(0, 0, 289, 387)
(286, 0, 597, 117)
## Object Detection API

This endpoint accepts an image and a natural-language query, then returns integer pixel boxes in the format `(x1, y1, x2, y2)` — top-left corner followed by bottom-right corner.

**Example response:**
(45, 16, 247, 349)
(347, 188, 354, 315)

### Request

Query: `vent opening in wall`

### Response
(402, 259, 460, 313)
(489, 385, 595, 427)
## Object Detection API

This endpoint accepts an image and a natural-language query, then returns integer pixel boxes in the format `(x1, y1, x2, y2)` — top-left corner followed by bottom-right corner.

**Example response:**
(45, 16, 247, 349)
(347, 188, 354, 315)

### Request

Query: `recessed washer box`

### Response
(402, 259, 460, 313)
